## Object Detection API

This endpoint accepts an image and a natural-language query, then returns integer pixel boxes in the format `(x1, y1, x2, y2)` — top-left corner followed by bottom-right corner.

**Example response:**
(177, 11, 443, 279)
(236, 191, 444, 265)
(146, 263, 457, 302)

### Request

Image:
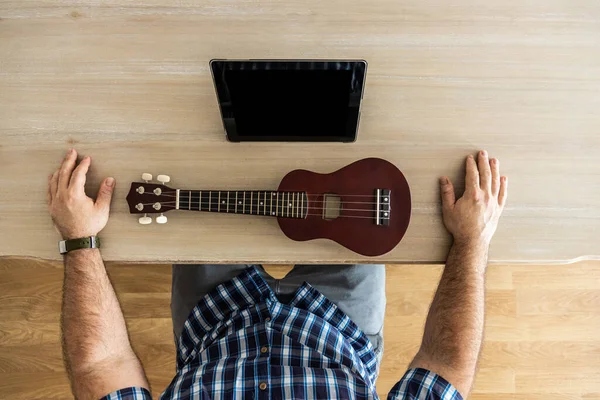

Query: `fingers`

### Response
(47, 174, 53, 205)
(440, 176, 456, 210)
(490, 157, 500, 197)
(69, 156, 91, 192)
(465, 154, 479, 193)
(58, 149, 78, 191)
(498, 176, 508, 207)
(95, 177, 116, 212)
(50, 170, 59, 199)
(478, 150, 491, 191)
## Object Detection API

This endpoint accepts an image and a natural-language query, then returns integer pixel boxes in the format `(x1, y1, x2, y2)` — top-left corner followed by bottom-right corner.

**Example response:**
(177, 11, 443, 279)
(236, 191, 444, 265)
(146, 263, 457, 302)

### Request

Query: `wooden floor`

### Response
(1, 259, 600, 399)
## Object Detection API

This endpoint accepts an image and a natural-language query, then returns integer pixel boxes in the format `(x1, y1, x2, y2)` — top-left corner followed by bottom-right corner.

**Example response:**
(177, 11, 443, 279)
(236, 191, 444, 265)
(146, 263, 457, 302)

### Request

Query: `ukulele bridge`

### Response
(375, 189, 391, 226)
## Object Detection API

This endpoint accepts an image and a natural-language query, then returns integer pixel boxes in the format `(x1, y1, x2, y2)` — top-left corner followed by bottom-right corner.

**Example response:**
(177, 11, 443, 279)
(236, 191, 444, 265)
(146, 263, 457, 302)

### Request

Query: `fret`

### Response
(243, 191, 246, 214)
(250, 192, 253, 215)
(259, 191, 263, 215)
(208, 191, 212, 212)
(263, 192, 267, 216)
(219, 191, 226, 212)
(235, 191, 238, 213)
(200, 191, 207, 211)
(254, 191, 259, 215)
(187, 190, 191, 210)
(213, 191, 220, 212)
(255, 191, 259, 216)
(283, 192, 286, 217)
(287, 192, 290, 217)
(292, 192, 295, 218)
(236, 191, 242, 214)
(270, 192, 274, 216)
(218, 192, 221, 212)
(190, 190, 199, 211)
(179, 190, 185, 211)
(276, 192, 280, 217)
(300, 192, 304, 218)
(295, 193, 299, 218)
(227, 190, 234, 213)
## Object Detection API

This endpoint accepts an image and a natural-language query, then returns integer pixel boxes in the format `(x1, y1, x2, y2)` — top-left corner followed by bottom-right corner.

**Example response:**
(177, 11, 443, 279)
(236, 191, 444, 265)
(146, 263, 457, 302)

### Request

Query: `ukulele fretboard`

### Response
(177, 190, 308, 219)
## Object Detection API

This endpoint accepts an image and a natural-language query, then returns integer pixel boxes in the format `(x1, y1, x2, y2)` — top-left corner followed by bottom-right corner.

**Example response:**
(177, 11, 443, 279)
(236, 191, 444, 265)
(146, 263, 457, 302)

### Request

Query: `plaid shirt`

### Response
(103, 266, 462, 400)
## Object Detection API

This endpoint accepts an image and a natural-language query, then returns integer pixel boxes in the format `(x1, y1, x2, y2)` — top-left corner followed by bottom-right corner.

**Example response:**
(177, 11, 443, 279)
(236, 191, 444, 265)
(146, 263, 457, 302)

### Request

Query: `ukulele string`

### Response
(144, 192, 383, 199)
(136, 211, 388, 220)
(138, 201, 388, 214)
(139, 193, 384, 206)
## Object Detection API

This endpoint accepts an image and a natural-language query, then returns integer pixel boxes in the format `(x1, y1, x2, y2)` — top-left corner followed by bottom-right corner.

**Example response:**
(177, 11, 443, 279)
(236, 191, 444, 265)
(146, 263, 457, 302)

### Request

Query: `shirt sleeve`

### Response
(387, 368, 464, 400)
(100, 387, 152, 400)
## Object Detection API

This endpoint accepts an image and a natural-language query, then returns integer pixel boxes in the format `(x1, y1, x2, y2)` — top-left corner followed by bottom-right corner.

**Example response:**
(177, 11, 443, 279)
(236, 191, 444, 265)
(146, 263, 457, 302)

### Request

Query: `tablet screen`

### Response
(211, 60, 367, 142)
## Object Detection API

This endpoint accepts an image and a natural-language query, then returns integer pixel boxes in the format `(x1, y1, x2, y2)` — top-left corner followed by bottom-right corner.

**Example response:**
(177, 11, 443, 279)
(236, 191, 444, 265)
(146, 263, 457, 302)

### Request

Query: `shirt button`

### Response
(260, 346, 268, 354)
(259, 382, 267, 390)
(265, 317, 271, 322)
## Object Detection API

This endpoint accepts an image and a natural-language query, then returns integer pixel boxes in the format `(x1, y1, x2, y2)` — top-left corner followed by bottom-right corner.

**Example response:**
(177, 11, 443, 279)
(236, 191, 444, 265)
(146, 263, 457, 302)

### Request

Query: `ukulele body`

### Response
(277, 158, 411, 256)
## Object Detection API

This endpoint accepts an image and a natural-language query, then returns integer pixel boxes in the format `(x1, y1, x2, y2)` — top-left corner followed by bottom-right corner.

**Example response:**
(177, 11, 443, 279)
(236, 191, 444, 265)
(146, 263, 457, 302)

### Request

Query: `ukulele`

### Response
(126, 158, 411, 256)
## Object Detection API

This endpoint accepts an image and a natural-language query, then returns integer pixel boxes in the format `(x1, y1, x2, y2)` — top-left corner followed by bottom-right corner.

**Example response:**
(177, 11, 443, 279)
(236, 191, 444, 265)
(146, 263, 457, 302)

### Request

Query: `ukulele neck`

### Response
(177, 190, 308, 219)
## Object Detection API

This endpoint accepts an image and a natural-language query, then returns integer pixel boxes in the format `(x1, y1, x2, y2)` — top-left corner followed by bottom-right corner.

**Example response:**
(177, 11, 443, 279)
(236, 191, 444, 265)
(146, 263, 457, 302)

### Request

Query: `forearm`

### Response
(62, 249, 149, 399)
(409, 240, 488, 396)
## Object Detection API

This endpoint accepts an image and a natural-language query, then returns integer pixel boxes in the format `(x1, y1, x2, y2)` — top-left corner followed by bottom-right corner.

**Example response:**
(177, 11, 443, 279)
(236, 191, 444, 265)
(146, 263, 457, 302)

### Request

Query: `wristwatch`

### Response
(58, 236, 101, 255)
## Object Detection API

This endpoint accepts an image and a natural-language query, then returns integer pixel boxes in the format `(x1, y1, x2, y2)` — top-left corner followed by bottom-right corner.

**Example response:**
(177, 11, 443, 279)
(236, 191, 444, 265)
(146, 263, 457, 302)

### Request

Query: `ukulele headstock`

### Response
(126, 174, 177, 224)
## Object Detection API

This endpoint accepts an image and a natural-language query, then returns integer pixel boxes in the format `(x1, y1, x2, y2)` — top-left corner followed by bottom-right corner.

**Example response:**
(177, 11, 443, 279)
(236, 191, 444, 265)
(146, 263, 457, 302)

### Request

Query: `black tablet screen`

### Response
(211, 61, 366, 142)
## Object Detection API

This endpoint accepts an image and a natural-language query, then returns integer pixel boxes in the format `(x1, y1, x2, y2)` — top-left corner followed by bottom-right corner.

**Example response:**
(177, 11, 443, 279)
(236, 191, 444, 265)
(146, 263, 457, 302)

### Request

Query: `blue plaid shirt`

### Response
(103, 266, 462, 400)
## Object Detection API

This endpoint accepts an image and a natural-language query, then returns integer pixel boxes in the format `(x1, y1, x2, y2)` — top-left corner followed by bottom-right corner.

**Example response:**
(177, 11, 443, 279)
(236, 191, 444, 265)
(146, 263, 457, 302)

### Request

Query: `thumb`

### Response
(96, 177, 115, 211)
(439, 176, 455, 211)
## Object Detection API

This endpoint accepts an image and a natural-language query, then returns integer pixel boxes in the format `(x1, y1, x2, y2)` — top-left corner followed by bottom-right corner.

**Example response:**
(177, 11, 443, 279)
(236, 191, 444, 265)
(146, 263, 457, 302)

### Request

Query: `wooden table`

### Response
(1, 0, 599, 264)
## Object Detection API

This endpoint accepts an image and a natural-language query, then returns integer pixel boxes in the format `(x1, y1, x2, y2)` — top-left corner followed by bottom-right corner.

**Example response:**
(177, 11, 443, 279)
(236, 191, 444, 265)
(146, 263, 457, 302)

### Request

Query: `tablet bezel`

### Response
(210, 59, 367, 142)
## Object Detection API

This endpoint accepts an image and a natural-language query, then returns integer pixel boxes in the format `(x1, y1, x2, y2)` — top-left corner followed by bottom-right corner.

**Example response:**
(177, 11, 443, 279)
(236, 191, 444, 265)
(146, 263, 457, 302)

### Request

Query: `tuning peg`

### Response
(157, 175, 171, 184)
(138, 214, 152, 225)
(142, 173, 153, 182)
(156, 214, 168, 224)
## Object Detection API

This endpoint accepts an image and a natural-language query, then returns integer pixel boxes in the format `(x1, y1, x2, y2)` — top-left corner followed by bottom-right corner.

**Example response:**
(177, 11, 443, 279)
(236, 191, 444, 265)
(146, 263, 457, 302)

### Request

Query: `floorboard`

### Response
(1, 260, 598, 399)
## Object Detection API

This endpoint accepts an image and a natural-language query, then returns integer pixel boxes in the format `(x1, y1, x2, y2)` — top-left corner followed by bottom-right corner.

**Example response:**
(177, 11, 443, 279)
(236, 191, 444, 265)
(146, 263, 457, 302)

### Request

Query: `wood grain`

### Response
(1, 0, 599, 263)
(2, 259, 600, 399)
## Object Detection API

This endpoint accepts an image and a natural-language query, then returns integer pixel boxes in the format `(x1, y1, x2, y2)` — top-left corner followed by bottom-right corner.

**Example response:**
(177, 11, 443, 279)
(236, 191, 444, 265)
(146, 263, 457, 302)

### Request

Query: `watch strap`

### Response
(59, 236, 101, 254)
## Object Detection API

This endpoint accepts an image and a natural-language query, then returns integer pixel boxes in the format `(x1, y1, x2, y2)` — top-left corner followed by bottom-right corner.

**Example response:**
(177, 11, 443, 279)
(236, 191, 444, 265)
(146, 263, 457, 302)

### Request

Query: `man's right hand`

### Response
(48, 149, 115, 240)
(439, 150, 508, 248)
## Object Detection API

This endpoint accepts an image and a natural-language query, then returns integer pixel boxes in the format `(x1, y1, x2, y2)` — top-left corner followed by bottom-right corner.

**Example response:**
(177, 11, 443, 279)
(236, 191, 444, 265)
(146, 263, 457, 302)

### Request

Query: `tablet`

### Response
(210, 60, 367, 142)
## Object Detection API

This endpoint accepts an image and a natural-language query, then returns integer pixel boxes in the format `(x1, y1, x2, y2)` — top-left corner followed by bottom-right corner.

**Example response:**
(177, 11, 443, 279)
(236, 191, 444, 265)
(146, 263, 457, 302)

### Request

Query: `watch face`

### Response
(59, 240, 68, 254)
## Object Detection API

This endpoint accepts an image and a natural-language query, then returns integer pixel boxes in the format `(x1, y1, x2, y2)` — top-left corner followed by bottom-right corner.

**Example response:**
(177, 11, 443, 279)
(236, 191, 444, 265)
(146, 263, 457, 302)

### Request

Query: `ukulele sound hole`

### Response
(322, 194, 341, 220)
